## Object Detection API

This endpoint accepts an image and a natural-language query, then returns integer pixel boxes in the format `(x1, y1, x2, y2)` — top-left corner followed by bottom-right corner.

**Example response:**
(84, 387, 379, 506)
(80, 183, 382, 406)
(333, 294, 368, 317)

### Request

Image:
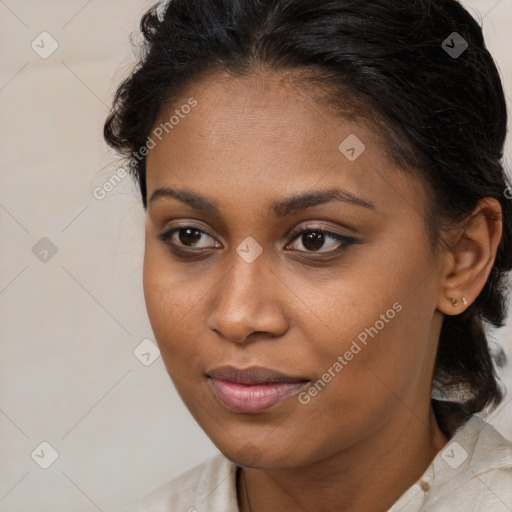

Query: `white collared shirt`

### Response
(120, 415, 512, 512)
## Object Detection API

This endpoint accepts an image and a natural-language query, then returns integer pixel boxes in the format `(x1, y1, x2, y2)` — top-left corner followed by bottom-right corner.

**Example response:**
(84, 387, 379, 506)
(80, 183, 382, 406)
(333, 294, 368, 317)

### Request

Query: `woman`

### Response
(105, 0, 512, 510)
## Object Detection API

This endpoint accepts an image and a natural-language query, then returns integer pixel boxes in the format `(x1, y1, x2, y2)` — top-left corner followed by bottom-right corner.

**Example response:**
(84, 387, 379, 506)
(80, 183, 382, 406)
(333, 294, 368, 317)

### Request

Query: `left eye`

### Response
(286, 228, 355, 253)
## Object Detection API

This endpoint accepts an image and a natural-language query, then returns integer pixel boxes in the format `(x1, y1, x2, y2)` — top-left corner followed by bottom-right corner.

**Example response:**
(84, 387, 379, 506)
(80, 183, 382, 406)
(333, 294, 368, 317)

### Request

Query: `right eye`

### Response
(158, 225, 222, 251)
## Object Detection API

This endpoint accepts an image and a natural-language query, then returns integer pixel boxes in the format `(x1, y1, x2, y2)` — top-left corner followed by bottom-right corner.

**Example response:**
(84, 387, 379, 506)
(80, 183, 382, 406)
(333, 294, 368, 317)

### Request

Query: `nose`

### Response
(206, 252, 289, 345)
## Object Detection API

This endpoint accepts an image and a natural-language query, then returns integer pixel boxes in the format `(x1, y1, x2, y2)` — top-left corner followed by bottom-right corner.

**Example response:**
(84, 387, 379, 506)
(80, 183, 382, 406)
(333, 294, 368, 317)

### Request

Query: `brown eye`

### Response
(158, 226, 220, 250)
(177, 228, 203, 246)
(301, 231, 326, 251)
(287, 228, 356, 254)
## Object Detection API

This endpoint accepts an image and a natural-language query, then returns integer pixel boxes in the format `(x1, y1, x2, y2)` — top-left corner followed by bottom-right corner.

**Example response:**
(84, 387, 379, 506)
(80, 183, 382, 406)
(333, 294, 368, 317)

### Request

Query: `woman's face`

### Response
(143, 70, 446, 468)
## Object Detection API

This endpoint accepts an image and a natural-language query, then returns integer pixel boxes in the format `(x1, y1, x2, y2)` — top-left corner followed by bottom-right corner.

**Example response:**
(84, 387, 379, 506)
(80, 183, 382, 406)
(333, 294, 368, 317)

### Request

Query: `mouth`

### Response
(206, 365, 310, 414)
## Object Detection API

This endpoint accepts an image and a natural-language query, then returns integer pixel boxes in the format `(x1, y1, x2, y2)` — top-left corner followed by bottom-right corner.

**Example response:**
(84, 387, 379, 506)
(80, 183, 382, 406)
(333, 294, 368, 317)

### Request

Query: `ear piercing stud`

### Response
(449, 297, 467, 307)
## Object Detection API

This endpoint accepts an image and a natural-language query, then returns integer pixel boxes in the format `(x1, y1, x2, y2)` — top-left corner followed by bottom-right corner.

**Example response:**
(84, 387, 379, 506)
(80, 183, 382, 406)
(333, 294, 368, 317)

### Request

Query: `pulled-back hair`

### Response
(104, 0, 512, 436)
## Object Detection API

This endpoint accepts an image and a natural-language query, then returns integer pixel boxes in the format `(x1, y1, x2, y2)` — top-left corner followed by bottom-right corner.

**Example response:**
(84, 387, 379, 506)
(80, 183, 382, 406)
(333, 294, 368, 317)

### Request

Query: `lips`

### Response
(206, 365, 309, 413)
(206, 365, 307, 385)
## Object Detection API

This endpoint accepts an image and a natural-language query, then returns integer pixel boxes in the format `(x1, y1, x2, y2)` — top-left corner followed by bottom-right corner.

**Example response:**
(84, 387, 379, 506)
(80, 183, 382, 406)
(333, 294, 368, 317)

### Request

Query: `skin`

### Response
(143, 69, 503, 512)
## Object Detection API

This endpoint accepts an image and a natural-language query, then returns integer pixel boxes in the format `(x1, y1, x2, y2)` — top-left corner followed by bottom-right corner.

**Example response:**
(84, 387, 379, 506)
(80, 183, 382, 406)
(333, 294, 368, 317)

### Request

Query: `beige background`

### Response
(0, 1, 511, 511)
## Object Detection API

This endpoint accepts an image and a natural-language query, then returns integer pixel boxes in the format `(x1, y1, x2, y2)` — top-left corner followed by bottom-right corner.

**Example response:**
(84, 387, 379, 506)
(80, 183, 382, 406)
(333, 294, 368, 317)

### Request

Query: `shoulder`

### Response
(424, 415, 512, 511)
(118, 452, 239, 512)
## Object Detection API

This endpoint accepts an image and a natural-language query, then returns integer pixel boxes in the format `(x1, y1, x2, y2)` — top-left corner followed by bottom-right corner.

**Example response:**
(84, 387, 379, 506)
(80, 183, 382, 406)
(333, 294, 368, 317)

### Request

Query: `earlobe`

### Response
(438, 294, 469, 315)
(446, 295, 468, 308)
(436, 198, 502, 316)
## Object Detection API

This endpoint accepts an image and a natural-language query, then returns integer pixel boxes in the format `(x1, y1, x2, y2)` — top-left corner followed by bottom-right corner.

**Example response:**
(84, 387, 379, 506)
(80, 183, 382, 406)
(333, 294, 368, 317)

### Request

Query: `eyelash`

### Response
(157, 224, 356, 256)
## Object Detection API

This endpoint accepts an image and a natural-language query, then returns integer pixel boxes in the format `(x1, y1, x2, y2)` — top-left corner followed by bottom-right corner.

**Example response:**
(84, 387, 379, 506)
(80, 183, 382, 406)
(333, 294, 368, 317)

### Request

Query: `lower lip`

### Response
(208, 378, 309, 414)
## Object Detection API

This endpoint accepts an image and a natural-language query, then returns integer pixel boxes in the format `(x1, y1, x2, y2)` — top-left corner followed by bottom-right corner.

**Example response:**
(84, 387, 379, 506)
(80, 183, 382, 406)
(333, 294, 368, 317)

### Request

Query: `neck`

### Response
(237, 406, 449, 512)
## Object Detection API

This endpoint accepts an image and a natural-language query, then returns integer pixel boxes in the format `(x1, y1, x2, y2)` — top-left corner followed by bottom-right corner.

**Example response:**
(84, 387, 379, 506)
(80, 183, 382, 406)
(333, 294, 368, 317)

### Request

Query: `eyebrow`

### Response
(148, 186, 376, 217)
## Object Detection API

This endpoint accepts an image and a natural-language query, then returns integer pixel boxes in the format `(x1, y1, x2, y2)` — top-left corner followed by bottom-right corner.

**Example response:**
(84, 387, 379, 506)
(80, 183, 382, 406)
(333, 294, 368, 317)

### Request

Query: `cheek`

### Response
(143, 239, 193, 325)
(142, 245, 187, 356)
(142, 243, 212, 375)
(293, 305, 425, 444)
(302, 239, 435, 392)
(142, 245, 171, 334)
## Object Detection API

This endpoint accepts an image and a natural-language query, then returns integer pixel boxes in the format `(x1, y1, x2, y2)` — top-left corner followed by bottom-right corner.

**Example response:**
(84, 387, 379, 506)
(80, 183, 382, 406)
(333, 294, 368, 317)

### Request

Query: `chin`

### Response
(218, 438, 306, 470)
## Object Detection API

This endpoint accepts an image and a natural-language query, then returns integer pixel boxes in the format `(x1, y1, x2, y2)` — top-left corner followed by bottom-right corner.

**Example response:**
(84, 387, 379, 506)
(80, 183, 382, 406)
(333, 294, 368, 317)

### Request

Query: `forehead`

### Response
(145, 70, 426, 217)
(152, 68, 378, 147)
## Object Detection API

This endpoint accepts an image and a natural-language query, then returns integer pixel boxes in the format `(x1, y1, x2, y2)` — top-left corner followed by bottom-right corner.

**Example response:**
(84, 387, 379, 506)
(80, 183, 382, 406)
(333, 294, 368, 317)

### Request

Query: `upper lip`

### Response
(206, 365, 309, 385)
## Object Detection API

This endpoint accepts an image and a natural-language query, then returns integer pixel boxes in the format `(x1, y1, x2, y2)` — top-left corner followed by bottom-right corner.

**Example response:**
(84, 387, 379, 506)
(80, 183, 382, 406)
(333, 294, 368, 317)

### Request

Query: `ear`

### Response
(437, 197, 502, 315)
